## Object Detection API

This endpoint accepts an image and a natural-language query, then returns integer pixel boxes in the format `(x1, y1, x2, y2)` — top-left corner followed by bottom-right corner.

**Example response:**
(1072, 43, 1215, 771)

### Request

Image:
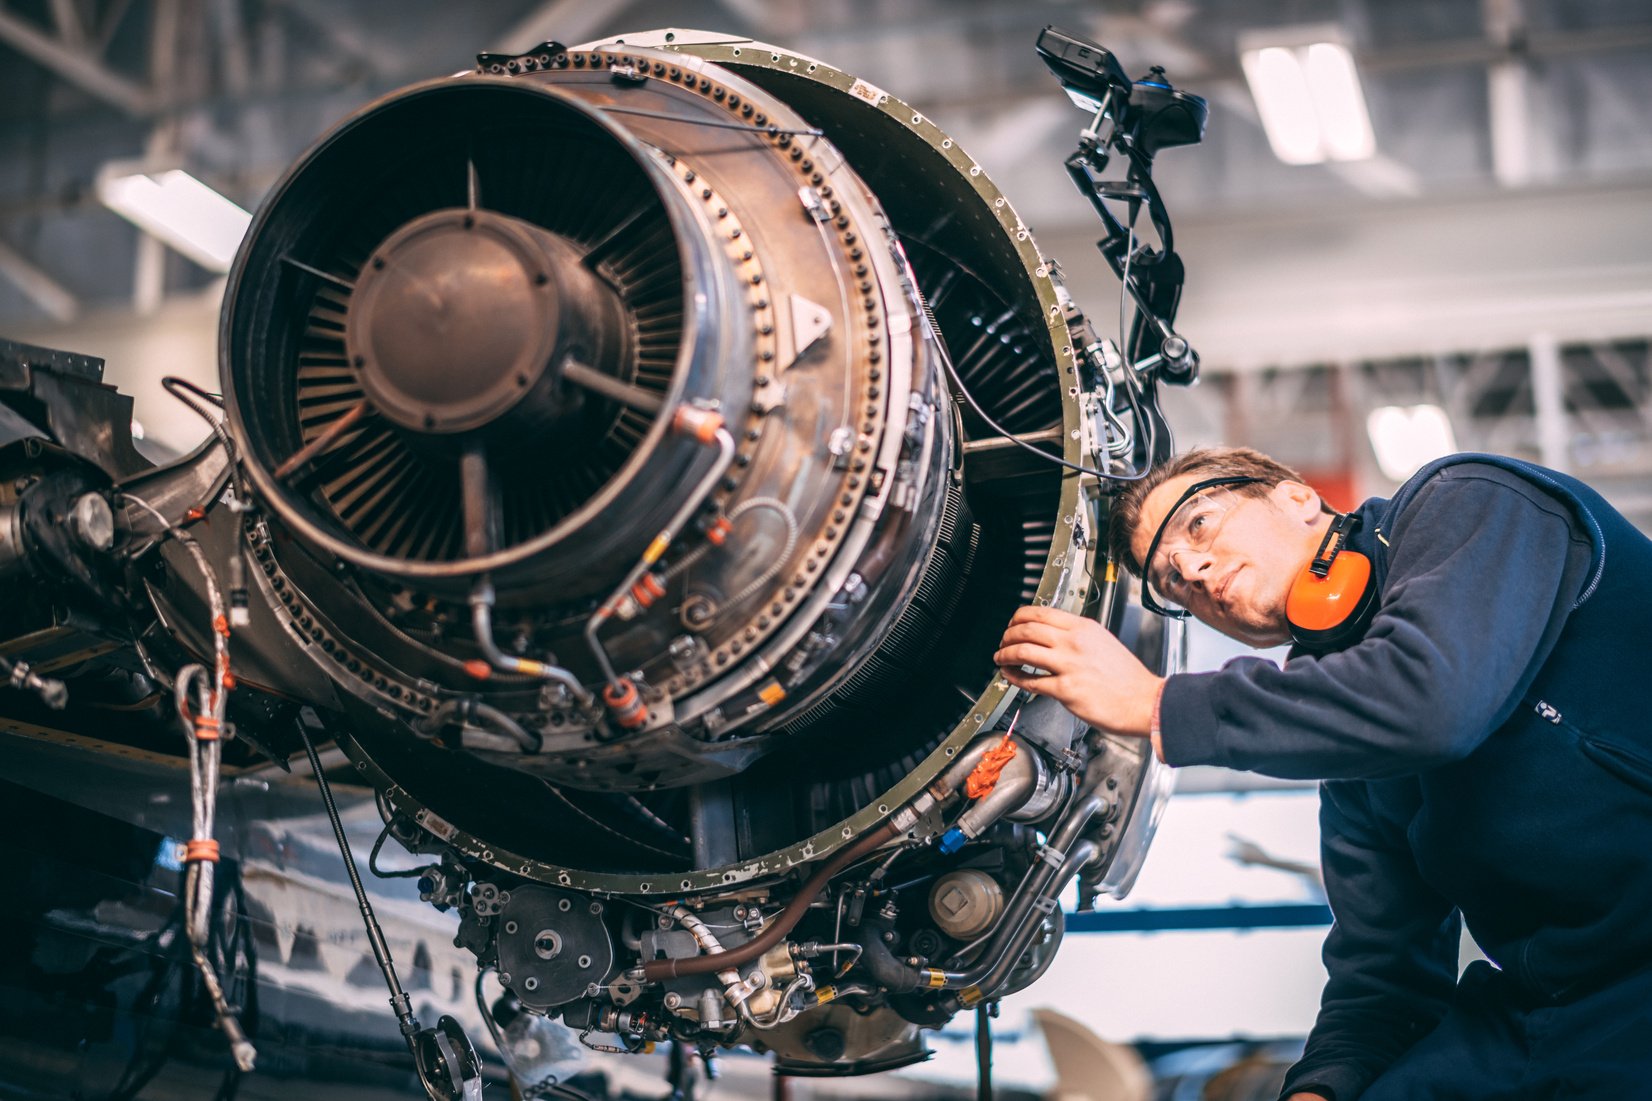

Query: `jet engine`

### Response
(0, 25, 1205, 1091)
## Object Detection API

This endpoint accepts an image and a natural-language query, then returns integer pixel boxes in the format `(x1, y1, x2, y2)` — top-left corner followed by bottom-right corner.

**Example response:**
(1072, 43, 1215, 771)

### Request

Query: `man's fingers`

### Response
(1008, 605, 1085, 628)
(992, 642, 1053, 669)
(997, 622, 1065, 650)
(999, 666, 1053, 693)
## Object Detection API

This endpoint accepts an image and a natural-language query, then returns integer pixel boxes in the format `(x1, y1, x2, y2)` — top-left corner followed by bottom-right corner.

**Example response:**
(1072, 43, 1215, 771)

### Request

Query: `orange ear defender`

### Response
(1286, 512, 1377, 649)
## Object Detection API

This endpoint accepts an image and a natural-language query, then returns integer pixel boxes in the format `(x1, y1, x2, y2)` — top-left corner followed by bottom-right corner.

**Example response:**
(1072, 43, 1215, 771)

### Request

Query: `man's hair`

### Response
(1107, 446, 1321, 574)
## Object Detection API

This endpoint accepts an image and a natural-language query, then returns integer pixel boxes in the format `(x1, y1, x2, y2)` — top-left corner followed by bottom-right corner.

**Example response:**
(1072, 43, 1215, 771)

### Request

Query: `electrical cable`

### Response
(369, 823, 427, 879)
(122, 490, 255, 1072)
(159, 374, 251, 503)
(474, 968, 508, 1055)
(938, 202, 1162, 484)
(717, 497, 800, 611)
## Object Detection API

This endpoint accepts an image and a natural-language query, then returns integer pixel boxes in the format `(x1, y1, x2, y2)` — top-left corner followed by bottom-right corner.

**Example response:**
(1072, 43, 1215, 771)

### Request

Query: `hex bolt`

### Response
(664, 993, 682, 1009)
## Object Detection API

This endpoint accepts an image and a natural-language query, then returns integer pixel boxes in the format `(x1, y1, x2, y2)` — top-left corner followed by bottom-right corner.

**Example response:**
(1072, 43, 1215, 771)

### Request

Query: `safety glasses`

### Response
(1138, 475, 1265, 618)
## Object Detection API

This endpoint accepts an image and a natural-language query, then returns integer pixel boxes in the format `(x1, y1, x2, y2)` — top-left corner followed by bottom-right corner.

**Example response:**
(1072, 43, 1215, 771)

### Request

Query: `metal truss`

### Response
(1196, 337, 1652, 528)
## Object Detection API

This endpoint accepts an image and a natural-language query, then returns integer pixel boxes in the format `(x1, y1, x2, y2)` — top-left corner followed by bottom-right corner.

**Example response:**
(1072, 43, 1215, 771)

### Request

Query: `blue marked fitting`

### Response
(938, 827, 967, 854)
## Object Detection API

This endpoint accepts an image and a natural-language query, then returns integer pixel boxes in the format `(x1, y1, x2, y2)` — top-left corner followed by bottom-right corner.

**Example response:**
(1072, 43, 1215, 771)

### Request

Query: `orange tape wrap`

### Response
(964, 734, 1018, 800)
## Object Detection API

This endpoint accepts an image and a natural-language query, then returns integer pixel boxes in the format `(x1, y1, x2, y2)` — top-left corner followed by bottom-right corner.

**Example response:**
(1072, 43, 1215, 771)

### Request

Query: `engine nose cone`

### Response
(349, 208, 561, 434)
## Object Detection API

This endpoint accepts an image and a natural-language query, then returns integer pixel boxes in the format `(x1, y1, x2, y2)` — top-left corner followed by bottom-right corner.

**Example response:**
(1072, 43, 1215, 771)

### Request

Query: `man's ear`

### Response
(1269, 479, 1324, 523)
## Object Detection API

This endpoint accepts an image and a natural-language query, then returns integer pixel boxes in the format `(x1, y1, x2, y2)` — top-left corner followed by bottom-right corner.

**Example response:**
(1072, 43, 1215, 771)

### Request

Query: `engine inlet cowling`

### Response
(220, 32, 1171, 906)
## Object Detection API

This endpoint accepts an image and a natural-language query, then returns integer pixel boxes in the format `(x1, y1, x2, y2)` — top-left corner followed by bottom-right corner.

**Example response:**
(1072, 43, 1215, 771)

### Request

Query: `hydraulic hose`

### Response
(853, 914, 926, 995)
(640, 819, 903, 981)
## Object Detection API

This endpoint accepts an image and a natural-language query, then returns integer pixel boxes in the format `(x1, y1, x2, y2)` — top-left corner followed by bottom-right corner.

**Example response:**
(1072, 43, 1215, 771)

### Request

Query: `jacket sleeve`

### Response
(1158, 470, 1588, 779)
(1278, 781, 1461, 1101)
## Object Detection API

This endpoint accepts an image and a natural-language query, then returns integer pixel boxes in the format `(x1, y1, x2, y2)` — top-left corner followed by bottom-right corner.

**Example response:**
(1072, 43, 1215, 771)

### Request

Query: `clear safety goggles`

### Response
(1139, 475, 1264, 618)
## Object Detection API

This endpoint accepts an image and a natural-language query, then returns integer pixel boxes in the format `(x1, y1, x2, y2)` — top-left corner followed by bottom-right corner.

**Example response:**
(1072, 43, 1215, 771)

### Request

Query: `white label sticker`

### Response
(849, 78, 886, 105)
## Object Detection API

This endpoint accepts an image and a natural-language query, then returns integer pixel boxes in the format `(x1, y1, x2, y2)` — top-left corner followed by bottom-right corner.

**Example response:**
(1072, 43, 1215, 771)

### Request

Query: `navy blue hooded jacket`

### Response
(1155, 455, 1652, 1100)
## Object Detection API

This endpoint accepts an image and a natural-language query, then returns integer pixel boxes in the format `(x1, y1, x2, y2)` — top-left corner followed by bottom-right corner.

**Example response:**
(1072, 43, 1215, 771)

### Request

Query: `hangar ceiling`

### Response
(1, 0, 1649, 518)
(2, 0, 1650, 323)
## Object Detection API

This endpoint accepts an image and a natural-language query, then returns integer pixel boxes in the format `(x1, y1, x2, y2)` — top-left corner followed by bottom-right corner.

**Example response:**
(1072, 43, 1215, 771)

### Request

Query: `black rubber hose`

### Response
(853, 915, 926, 995)
(642, 820, 902, 981)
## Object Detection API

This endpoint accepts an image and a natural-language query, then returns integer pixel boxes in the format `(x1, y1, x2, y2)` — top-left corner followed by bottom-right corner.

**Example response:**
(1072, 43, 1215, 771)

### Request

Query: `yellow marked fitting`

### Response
(959, 985, 984, 1005)
(642, 1041, 656, 1054)
(1105, 560, 1118, 583)
(644, 533, 671, 564)
(517, 660, 545, 677)
(758, 680, 786, 706)
(815, 986, 837, 1005)
(925, 970, 947, 989)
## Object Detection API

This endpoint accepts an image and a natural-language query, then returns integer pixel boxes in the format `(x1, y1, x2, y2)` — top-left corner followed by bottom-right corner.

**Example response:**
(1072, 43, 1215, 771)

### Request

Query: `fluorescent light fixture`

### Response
(1367, 404, 1457, 482)
(96, 167, 251, 273)
(1244, 46, 1322, 164)
(1305, 43, 1375, 161)
(1241, 32, 1375, 165)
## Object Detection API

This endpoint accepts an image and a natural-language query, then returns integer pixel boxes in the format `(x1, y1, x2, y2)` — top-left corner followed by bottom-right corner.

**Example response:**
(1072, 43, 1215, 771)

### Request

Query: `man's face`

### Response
(1129, 474, 1328, 647)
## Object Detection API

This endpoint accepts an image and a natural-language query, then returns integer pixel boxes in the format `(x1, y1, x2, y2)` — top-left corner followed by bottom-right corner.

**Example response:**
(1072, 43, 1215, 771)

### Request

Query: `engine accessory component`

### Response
(929, 869, 1007, 940)
(496, 887, 616, 1009)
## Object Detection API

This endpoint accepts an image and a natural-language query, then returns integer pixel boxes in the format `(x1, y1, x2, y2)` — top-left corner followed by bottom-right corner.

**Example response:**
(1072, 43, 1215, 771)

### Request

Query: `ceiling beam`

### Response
(0, 239, 79, 322)
(0, 4, 153, 114)
(494, 0, 644, 54)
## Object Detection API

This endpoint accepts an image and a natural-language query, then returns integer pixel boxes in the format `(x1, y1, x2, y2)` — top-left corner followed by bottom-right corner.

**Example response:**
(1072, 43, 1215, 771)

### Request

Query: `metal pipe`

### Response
(957, 839, 1097, 1000)
(936, 780, 1110, 989)
(468, 579, 595, 708)
(421, 696, 542, 753)
(584, 411, 736, 692)
(949, 736, 1043, 845)
(295, 721, 422, 1052)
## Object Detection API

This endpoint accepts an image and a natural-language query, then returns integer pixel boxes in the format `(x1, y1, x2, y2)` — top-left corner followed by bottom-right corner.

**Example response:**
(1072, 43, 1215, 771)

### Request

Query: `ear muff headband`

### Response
(1286, 512, 1377, 648)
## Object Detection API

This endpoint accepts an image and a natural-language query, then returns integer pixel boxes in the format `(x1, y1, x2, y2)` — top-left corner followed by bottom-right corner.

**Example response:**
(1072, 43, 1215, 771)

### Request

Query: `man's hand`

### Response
(994, 606, 1164, 739)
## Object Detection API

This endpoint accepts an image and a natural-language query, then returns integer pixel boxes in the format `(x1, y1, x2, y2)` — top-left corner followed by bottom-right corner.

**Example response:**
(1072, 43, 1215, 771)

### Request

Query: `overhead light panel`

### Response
(1241, 31, 1375, 165)
(96, 167, 251, 273)
(1367, 404, 1457, 482)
